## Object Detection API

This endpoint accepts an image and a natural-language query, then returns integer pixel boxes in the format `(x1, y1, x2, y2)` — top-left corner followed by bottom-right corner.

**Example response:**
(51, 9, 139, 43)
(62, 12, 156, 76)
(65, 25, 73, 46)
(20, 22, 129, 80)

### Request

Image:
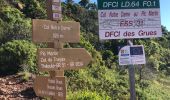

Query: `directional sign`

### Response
(34, 76, 66, 100)
(37, 48, 92, 71)
(97, 0, 162, 39)
(32, 19, 80, 43)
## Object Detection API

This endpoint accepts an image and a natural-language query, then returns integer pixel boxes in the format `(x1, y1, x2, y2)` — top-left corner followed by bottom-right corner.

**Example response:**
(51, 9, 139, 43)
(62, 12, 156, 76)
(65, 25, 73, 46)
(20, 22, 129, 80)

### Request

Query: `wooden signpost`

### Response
(32, 0, 92, 100)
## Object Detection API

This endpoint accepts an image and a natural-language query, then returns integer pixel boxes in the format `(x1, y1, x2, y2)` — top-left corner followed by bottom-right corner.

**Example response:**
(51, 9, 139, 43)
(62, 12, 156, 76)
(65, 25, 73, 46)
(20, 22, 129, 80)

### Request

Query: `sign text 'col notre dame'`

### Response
(32, 19, 80, 43)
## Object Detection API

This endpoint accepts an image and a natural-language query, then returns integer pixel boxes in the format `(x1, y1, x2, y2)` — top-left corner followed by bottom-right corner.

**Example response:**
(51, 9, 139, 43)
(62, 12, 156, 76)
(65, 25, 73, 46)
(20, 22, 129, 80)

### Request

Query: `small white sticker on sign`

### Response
(52, 5, 61, 11)
(119, 45, 146, 65)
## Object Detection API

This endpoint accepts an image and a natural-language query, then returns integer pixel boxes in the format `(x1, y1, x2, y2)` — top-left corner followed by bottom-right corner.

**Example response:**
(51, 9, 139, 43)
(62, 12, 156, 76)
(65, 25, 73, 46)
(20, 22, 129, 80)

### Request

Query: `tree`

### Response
(87, 2, 97, 10)
(79, 0, 89, 8)
(66, 0, 74, 4)
(0, 6, 31, 44)
(20, 0, 46, 19)
(0, 40, 37, 74)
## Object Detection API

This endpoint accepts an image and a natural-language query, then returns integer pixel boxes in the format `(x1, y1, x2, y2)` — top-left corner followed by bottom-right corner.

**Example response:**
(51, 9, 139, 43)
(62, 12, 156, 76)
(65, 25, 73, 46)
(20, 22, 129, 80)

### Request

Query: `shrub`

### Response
(0, 40, 37, 74)
(67, 90, 111, 100)
(0, 6, 31, 44)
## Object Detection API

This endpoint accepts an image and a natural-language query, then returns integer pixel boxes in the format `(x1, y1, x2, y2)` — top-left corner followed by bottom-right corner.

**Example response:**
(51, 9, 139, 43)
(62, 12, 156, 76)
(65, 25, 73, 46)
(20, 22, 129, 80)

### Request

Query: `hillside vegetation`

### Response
(0, 0, 170, 99)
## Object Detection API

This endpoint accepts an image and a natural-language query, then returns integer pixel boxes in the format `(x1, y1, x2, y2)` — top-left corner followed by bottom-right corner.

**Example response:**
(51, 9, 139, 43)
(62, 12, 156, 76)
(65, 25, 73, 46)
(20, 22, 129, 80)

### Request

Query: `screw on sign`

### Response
(37, 48, 92, 71)
(34, 76, 66, 100)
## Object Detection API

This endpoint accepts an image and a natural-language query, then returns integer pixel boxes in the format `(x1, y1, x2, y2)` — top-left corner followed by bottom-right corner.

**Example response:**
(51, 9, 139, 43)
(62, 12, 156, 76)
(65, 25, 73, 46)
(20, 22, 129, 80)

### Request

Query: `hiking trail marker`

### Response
(33, 0, 92, 99)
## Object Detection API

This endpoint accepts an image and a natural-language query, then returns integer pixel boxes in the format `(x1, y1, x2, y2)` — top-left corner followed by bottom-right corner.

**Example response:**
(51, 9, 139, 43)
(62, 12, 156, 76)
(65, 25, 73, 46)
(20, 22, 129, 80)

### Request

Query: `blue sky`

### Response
(64, 0, 170, 31)
(160, 1, 170, 31)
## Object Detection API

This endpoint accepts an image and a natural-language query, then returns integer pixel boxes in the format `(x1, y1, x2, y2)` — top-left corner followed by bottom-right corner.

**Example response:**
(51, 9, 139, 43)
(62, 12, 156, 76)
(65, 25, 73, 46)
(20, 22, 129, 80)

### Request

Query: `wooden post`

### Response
(48, 33, 65, 100)
(48, 42, 64, 100)
(48, 42, 64, 76)
(127, 40, 136, 100)
(32, 0, 89, 99)
(47, 0, 64, 83)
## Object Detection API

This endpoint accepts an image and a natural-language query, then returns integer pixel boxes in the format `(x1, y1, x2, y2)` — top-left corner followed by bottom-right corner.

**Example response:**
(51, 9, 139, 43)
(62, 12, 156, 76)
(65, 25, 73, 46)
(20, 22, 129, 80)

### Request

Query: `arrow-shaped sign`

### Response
(32, 19, 80, 43)
(34, 76, 66, 99)
(38, 48, 92, 71)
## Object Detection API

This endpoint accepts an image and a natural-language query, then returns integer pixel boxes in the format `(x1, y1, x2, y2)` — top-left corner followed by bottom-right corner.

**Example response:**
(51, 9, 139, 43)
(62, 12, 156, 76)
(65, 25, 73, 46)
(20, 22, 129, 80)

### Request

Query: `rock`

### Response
(0, 74, 37, 99)
(0, 89, 4, 95)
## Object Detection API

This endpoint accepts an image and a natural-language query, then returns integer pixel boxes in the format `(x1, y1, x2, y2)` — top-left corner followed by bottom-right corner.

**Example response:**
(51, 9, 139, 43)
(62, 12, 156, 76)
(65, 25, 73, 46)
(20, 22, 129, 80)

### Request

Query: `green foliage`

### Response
(102, 50, 116, 69)
(0, 6, 31, 43)
(18, 71, 31, 81)
(68, 90, 111, 100)
(79, 0, 89, 7)
(0, 0, 7, 9)
(0, 40, 37, 74)
(20, 0, 47, 19)
(66, 0, 74, 4)
(62, 3, 98, 34)
(0, 6, 24, 22)
(136, 78, 170, 100)
(62, 2, 170, 99)
(137, 39, 170, 74)
(66, 34, 130, 99)
(1, 1, 170, 99)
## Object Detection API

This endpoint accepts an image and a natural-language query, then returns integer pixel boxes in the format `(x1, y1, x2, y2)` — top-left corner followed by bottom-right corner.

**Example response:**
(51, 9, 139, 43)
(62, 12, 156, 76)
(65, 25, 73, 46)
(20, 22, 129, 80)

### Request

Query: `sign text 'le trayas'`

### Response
(38, 48, 92, 71)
